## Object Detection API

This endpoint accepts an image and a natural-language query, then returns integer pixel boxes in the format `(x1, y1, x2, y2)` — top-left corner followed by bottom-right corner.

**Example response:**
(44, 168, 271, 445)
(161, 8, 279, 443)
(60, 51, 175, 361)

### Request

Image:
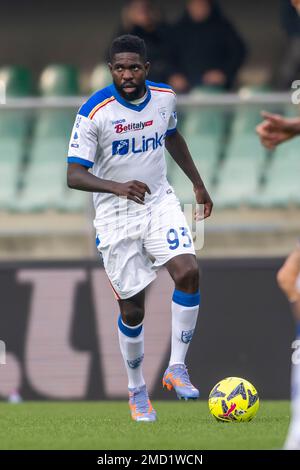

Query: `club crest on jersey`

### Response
(159, 107, 168, 121)
(181, 329, 195, 344)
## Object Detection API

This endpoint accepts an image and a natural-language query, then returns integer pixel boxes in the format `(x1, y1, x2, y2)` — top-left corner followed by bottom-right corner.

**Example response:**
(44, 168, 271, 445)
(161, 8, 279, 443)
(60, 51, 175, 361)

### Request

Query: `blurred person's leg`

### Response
(277, 245, 300, 449)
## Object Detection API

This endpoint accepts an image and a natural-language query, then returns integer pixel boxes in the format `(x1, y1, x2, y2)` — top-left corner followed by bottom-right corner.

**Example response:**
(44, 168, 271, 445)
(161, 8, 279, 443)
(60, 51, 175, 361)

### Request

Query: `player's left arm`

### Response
(165, 129, 213, 220)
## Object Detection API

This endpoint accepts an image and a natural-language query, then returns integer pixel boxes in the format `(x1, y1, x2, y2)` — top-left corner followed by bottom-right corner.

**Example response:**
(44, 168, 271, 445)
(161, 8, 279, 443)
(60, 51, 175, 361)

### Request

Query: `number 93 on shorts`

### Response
(95, 194, 197, 299)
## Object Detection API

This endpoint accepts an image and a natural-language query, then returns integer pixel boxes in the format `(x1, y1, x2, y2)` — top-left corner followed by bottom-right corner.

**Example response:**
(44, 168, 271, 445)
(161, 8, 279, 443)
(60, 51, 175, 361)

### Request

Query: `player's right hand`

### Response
(113, 180, 151, 204)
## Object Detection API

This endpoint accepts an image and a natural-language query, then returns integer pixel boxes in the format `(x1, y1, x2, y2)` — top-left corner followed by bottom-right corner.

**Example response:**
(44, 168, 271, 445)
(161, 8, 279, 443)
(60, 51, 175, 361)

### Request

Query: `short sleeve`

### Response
(166, 94, 177, 136)
(67, 114, 98, 168)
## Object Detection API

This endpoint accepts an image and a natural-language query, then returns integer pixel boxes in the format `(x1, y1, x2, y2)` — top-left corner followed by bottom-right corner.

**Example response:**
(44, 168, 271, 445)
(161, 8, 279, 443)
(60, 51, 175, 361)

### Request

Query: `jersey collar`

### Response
(110, 83, 151, 112)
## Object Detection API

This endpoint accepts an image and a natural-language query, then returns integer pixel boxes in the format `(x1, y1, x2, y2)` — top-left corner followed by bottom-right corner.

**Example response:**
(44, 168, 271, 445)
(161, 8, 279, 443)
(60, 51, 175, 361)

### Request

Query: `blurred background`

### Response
(0, 0, 299, 401)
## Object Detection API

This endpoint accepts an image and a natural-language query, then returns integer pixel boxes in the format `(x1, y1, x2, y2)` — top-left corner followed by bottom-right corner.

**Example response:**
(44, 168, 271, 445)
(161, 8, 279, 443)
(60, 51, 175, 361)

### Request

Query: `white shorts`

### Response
(95, 192, 196, 299)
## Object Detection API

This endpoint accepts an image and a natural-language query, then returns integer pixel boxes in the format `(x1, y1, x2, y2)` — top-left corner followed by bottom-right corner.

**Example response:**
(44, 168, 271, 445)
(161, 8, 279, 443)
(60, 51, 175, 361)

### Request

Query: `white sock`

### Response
(118, 315, 145, 389)
(169, 289, 200, 366)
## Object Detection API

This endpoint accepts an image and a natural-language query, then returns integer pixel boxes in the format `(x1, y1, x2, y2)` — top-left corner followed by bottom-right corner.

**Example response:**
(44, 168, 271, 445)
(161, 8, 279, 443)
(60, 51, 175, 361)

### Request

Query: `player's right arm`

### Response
(256, 111, 300, 149)
(67, 113, 150, 205)
(67, 164, 150, 204)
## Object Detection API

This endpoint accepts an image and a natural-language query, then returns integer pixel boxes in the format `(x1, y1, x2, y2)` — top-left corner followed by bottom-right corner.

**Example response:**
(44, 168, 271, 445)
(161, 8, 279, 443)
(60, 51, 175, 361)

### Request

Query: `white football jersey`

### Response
(67, 80, 177, 225)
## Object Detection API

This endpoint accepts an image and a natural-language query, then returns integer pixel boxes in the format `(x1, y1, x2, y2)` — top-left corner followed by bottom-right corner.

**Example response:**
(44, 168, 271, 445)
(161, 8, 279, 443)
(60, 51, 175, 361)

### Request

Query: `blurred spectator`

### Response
(113, 0, 172, 83)
(292, 0, 300, 13)
(168, 0, 247, 93)
(276, 0, 300, 89)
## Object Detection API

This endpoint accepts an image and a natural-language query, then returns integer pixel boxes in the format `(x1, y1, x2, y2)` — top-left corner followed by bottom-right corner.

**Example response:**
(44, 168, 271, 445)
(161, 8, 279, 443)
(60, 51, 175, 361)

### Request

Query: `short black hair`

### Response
(110, 34, 147, 62)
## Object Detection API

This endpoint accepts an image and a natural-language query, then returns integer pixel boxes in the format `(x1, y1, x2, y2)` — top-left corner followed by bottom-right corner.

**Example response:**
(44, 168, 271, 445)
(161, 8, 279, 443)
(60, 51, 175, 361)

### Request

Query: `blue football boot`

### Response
(128, 384, 157, 422)
(163, 364, 199, 400)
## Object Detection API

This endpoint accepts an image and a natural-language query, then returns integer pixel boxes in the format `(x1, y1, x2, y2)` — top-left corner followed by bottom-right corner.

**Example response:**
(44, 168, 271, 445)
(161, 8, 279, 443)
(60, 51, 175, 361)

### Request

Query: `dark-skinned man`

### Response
(67, 35, 212, 422)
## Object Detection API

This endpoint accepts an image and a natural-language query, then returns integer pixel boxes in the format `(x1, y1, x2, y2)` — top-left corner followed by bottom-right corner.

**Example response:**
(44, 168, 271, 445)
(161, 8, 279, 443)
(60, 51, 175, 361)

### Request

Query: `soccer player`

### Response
(256, 111, 300, 449)
(67, 35, 213, 422)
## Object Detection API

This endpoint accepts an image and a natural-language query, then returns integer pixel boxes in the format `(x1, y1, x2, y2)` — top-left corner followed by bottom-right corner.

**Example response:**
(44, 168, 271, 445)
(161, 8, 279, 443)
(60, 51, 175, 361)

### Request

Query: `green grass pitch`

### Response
(0, 401, 290, 450)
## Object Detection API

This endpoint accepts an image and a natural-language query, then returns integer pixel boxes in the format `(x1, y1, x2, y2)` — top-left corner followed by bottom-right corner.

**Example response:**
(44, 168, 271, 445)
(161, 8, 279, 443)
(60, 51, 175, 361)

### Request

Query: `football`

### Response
(208, 377, 259, 422)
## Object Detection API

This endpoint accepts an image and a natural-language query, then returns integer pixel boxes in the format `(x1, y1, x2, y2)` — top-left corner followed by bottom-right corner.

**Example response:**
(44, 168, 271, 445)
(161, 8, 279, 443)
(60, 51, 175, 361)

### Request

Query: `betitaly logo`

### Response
(114, 120, 153, 134)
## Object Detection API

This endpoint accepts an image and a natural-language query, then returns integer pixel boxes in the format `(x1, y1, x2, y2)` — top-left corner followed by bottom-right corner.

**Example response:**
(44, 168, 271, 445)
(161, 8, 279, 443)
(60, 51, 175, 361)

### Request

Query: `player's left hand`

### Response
(194, 185, 213, 221)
